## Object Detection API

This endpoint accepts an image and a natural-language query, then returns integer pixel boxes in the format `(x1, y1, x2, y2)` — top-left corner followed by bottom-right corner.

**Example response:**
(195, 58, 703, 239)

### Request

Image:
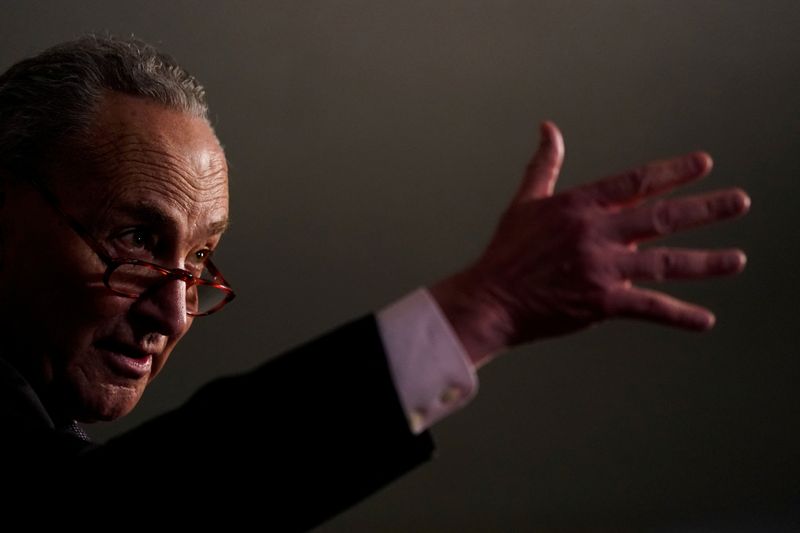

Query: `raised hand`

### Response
(430, 121, 750, 367)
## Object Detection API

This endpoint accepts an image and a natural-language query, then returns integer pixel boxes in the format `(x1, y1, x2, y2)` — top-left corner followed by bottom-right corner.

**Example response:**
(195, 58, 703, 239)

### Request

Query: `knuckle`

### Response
(712, 192, 739, 217)
(645, 296, 668, 318)
(704, 196, 723, 218)
(704, 253, 717, 271)
(574, 245, 615, 289)
(626, 166, 651, 196)
(571, 208, 600, 238)
(554, 207, 595, 244)
(651, 200, 673, 235)
(657, 248, 677, 278)
(643, 295, 662, 315)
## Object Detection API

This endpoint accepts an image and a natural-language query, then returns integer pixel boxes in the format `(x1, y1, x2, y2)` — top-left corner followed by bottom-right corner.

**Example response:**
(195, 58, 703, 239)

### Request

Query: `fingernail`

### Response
(735, 190, 752, 212)
(732, 251, 747, 271)
(690, 152, 712, 174)
(699, 312, 716, 330)
(716, 250, 746, 273)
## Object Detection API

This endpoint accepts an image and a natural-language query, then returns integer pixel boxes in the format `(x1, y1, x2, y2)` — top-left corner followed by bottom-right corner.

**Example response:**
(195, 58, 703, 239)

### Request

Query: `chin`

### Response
(74, 381, 144, 423)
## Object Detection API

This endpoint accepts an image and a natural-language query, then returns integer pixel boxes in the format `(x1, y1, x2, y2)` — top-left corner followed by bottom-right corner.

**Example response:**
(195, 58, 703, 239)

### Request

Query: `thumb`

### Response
(512, 121, 564, 203)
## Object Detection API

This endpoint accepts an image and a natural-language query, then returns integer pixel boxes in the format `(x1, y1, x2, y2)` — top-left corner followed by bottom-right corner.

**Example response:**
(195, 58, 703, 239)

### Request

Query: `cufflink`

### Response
(439, 385, 464, 405)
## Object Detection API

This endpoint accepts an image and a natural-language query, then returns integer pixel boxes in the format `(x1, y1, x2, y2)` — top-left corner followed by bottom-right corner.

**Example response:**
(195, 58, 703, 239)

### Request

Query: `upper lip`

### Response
(96, 339, 156, 359)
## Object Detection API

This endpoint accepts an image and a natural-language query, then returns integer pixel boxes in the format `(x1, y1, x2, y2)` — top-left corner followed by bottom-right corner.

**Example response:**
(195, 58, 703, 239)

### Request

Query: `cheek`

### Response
(43, 246, 123, 320)
(9, 235, 108, 322)
(20, 272, 131, 365)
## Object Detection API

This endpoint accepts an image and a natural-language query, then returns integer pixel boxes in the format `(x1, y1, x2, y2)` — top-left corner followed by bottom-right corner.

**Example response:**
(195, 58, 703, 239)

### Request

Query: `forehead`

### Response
(57, 92, 229, 233)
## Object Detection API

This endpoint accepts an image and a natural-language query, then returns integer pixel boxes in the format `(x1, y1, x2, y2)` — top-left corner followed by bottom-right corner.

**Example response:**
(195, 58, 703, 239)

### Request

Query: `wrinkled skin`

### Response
(431, 122, 750, 366)
(0, 92, 229, 422)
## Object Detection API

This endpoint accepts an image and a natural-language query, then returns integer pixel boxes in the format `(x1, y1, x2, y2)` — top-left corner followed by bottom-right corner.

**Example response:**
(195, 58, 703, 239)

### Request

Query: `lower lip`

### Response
(103, 351, 152, 379)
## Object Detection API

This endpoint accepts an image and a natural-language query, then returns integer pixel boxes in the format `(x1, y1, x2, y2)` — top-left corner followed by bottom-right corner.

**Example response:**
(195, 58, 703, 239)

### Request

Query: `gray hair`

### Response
(0, 34, 209, 178)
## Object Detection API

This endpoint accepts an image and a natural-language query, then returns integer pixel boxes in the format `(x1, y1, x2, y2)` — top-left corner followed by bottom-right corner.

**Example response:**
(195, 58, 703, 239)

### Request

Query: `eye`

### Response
(187, 248, 213, 274)
(116, 228, 157, 255)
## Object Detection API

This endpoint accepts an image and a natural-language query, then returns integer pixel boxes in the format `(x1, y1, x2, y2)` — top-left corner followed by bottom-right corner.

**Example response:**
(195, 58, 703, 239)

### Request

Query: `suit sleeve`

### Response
(89, 315, 435, 528)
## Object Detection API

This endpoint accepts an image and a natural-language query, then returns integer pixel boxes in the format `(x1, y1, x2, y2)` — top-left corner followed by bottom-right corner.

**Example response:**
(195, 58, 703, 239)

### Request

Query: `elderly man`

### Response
(0, 36, 748, 524)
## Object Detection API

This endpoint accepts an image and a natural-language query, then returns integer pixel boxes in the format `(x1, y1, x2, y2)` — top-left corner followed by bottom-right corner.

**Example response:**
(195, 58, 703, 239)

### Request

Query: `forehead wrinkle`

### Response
(118, 166, 221, 214)
(114, 178, 226, 222)
(92, 136, 226, 189)
(81, 130, 228, 214)
(119, 145, 226, 189)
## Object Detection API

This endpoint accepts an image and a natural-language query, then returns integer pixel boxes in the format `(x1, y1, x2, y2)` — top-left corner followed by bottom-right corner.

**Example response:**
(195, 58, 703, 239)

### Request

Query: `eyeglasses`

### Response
(29, 179, 236, 317)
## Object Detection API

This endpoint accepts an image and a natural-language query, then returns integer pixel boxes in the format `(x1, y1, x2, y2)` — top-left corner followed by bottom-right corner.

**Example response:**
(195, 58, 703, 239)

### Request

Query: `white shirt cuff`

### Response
(377, 288, 478, 435)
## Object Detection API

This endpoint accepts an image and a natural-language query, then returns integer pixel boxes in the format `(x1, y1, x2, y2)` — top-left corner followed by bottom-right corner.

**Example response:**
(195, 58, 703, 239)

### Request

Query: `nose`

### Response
(130, 277, 191, 338)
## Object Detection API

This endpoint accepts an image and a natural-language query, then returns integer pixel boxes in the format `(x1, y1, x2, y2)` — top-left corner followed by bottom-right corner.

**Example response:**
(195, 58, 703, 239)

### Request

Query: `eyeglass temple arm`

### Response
(28, 178, 115, 264)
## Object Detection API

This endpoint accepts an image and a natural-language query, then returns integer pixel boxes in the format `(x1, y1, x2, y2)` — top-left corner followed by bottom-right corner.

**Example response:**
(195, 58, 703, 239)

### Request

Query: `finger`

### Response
(610, 188, 751, 242)
(615, 247, 747, 282)
(512, 121, 565, 203)
(575, 151, 713, 207)
(605, 286, 715, 331)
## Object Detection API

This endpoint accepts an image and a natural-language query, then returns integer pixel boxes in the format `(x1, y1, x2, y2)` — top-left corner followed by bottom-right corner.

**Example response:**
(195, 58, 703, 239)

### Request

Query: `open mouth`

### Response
(95, 339, 153, 379)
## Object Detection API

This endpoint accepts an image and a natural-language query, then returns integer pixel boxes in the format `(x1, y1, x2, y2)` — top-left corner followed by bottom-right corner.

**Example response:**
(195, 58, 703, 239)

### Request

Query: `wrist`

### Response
(428, 271, 512, 368)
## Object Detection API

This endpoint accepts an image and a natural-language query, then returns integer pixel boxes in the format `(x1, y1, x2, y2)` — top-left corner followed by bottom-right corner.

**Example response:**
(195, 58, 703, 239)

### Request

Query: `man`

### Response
(0, 36, 748, 525)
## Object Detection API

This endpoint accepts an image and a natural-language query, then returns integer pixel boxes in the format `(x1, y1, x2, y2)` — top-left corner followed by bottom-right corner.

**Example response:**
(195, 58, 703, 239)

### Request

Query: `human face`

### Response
(0, 92, 229, 422)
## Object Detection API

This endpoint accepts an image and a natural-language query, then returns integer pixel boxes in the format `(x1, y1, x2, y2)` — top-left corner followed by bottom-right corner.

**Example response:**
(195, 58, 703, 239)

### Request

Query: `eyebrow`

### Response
(112, 202, 229, 237)
(208, 219, 230, 235)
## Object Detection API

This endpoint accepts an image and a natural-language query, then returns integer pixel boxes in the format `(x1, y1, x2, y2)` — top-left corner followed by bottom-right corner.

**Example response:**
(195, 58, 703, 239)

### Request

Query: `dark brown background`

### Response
(1, 1, 797, 529)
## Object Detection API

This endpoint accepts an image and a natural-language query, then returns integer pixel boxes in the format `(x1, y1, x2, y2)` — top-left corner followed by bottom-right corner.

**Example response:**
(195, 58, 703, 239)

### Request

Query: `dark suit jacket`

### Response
(0, 315, 435, 529)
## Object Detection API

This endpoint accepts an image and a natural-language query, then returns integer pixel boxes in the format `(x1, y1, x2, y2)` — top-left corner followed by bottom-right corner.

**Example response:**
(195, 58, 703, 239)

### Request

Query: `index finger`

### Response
(573, 152, 713, 207)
